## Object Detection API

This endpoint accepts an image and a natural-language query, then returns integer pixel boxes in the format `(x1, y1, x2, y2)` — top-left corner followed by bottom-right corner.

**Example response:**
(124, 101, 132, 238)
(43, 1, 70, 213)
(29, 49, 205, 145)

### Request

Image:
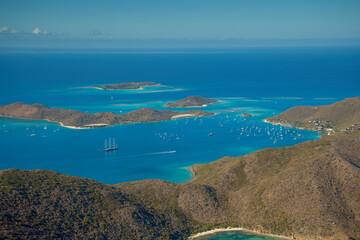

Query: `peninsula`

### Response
(0, 102, 214, 129)
(164, 96, 217, 108)
(92, 81, 160, 90)
(265, 97, 360, 132)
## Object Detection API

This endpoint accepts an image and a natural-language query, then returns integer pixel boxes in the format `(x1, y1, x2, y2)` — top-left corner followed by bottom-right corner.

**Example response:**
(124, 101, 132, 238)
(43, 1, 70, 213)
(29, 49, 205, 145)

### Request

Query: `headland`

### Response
(265, 97, 360, 133)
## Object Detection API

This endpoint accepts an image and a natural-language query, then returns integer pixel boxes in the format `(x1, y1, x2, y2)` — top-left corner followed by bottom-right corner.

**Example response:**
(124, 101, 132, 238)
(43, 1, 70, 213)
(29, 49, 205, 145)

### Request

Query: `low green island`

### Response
(0, 98, 359, 239)
(92, 81, 160, 90)
(164, 96, 217, 108)
(0, 102, 214, 129)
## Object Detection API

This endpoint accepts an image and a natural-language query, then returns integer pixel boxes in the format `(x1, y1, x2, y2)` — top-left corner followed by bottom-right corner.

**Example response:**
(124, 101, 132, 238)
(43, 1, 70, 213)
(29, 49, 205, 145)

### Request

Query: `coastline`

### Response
(187, 166, 195, 182)
(263, 119, 326, 141)
(91, 86, 142, 90)
(58, 122, 109, 129)
(92, 86, 104, 90)
(188, 227, 293, 240)
(0, 113, 214, 130)
(166, 101, 217, 108)
(92, 83, 161, 91)
(183, 102, 217, 108)
(263, 119, 315, 132)
(0, 103, 214, 130)
(171, 113, 196, 119)
(262, 119, 293, 127)
(59, 122, 88, 129)
(263, 119, 306, 130)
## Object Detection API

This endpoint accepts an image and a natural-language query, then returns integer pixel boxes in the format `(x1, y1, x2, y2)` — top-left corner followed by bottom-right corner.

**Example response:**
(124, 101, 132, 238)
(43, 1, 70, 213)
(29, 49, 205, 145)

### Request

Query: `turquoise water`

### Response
(193, 231, 278, 239)
(0, 47, 359, 184)
(0, 97, 320, 183)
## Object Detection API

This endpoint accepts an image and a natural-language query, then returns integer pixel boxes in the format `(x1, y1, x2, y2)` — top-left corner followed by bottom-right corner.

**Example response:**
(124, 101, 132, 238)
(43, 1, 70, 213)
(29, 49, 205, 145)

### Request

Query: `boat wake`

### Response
(147, 150, 176, 155)
(115, 150, 177, 159)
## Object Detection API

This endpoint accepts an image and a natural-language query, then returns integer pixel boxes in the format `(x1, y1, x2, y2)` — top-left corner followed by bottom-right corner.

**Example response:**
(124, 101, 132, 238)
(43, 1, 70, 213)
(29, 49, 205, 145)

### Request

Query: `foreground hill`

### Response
(92, 81, 160, 90)
(191, 132, 360, 239)
(1, 132, 359, 239)
(266, 97, 360, 132)
(164, 96, 217, 108)
(0, 103, 213, 128)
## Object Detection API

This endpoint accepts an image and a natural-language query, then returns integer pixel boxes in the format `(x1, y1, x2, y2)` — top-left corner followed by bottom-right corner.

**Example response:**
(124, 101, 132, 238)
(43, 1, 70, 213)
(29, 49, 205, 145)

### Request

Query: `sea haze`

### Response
(0, 47, 359, 184)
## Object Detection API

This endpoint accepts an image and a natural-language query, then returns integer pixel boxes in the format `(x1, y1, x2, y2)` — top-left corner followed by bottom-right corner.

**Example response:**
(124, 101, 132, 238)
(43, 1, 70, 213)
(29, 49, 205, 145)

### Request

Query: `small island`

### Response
(0, 102, 214, 129)
(92, 81, 160, 90)
(241, 113, 253, 117)
(164, 96, 217, 108)
(265, 97, 360, 132)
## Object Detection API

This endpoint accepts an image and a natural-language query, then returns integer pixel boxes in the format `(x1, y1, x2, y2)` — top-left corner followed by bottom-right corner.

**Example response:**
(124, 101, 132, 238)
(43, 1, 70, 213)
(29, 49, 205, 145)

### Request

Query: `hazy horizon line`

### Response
(1, 37, 360, 50)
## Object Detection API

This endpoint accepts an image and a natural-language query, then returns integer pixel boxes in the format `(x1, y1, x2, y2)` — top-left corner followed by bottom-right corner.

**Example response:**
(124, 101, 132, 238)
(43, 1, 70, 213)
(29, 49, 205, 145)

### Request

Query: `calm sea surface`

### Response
(0, 47, 359, 184)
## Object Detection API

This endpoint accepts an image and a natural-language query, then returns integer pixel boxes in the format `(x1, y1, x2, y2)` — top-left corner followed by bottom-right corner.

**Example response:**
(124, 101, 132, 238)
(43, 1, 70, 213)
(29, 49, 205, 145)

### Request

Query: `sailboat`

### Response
(103, 137, 118, 152)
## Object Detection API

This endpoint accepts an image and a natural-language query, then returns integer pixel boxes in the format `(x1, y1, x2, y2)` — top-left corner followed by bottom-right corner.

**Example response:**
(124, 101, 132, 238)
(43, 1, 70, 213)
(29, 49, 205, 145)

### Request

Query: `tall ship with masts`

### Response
(103, 137, 118, 152)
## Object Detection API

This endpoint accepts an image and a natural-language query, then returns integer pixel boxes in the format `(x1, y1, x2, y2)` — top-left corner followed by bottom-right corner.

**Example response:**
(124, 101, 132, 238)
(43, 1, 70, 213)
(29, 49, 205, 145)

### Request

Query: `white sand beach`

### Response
(188, 227, 293, 239)
(171, 114, 196, 119)
(59, 122, 87, 129)
(59, 122, 109, 129)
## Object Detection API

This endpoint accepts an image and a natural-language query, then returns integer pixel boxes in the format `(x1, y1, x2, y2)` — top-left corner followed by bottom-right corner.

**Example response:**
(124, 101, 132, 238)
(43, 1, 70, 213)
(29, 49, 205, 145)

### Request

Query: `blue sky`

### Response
(1, 0, 360, 47)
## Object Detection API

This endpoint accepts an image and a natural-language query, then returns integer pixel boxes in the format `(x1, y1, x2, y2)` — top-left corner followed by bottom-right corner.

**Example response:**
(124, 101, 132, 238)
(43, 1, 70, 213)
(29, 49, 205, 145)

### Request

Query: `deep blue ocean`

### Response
(0, 47, 359, 185)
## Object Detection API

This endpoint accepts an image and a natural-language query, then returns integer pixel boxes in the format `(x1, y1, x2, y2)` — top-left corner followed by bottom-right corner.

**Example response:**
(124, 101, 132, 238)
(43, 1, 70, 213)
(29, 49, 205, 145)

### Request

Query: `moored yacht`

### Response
(103, 138, 118, 152)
